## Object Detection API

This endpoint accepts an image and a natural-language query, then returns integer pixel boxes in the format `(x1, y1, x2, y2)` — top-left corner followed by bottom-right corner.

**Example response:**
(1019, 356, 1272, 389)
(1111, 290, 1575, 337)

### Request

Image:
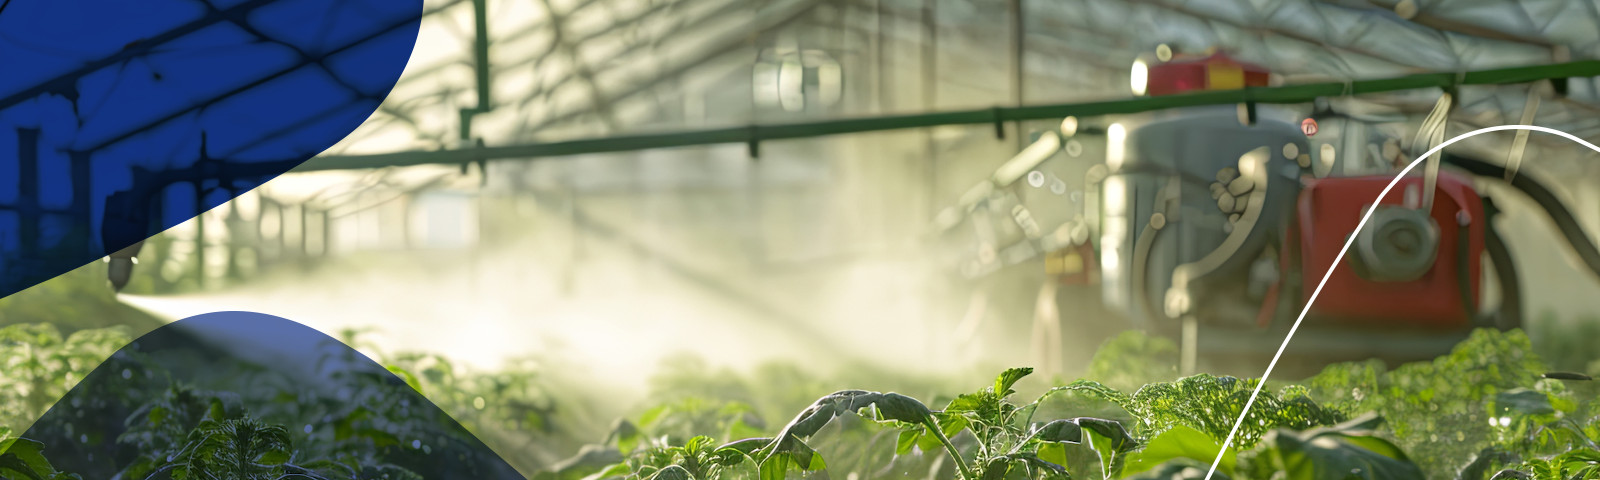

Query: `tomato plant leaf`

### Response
(996, 368, 1034, 397)
(1032, 419, 1084, 444)
(1038, 442, 1070, 471)
(0, 437, 56, 480)
(1493, 389, 1557, 417)
(1248, 427, 1424, 480)
(980, 456, 1014, 480)
(918, 412, 968, 452)
(1120, 425, 1234, 477)
(648, 464, 694, 480)
(874, 392, 936, 424)
(1018, 452, 1070, 479)
(1084, 428, 1121, 479)
(1077, 418, 1136, 453)
(608, 419, 642, 454)
(1488, 470, 1533, 480)
(757, 434, 825, 480)
(896, 429, 922, 455)
(948, 392, 1005, 428)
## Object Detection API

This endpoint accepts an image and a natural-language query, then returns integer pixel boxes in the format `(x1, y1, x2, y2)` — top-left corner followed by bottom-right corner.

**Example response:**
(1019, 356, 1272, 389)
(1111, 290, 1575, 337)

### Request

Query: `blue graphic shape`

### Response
(0, 0, 422, 297)
(19, 311, 525, 479)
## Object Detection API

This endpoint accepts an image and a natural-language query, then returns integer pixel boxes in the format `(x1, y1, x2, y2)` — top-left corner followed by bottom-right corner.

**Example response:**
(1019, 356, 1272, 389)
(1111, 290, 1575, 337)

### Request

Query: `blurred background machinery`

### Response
(12, 0, 1600, 381)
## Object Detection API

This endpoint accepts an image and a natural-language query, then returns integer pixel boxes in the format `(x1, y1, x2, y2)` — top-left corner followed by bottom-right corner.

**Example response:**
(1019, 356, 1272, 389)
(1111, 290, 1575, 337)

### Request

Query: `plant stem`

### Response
(923, 417, 974, 480)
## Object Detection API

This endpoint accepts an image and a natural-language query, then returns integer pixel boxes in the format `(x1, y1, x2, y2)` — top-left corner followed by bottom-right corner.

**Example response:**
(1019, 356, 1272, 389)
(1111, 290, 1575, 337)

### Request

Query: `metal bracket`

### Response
(457, 0, 492, 143)
(747, 125, 761, 159)
(1420, 92, 1453, 212)
(992, 107, 1007, 140)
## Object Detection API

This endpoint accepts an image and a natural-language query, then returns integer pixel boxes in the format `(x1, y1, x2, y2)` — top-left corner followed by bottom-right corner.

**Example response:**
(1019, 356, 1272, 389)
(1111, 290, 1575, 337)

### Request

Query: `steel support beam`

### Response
(80, 4, 444, 153)
(517, 0, 827, 134)
(0, 0, 283, 111)
(533, 0, 617, 131)
(296, 60, 1600, 172)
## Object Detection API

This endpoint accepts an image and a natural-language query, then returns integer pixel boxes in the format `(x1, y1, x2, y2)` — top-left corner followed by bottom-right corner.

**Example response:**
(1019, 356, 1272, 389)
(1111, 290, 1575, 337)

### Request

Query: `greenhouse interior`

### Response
(8, 0, 1600, 479)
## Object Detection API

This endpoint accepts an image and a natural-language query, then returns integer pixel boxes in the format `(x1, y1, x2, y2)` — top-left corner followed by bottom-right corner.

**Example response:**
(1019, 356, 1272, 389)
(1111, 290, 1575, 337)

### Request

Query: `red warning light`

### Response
(1301, 118, 1319, 136)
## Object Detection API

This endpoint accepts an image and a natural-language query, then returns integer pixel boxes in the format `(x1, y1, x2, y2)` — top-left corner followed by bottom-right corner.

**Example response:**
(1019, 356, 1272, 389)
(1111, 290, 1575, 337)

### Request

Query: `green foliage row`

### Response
(0, 322, 543, 480)
(7, 320, 1600, 480)
(541, 367, 1418, 480)
(539, 327, 1600, 480)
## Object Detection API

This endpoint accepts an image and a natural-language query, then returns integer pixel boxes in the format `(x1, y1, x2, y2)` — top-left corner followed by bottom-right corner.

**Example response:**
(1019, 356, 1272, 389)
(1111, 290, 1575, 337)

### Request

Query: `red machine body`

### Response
(1295, 171, 1484, 327)
(1146, 53, 1271, 97)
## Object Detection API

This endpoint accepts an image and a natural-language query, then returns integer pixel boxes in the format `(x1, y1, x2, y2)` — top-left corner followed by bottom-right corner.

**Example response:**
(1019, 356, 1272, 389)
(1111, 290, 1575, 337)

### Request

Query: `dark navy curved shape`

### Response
(21, 311, 526, 479)
(0, 0, 422, 297)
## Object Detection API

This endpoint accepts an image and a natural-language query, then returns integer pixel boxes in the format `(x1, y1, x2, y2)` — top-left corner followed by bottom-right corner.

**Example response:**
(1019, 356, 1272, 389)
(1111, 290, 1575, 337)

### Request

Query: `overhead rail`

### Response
(297, 60, 1600, 172)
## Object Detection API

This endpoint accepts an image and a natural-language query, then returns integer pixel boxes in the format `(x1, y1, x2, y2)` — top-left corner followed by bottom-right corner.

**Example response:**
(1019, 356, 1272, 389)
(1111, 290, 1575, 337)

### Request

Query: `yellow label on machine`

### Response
(1207, 63, 1245, 91)
(1046, 250, 1084, 275)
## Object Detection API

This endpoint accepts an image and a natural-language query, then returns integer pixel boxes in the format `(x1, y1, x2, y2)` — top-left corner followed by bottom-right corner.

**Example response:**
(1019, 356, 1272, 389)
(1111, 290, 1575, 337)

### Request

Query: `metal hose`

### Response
(1131, 178, 1182, 328)
(1484, 216, 1523, 330)
(1443, 153, 1600, 282)
(1131, 217, 1166, 330)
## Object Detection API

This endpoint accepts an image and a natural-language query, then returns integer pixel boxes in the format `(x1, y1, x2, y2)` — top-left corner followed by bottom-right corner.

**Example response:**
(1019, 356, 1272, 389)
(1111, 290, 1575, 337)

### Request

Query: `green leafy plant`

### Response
(1082, 332, 1181, 393)
(0, 323, 131, 430)
(0, 436, 82, 480)
(116, 384, 248, 480)
(157, 416, 294, 480)
(1468, 374, 1600, 480)
(1492, 449, 1600, 480)
(1052, 374, 1345, 450)
(1307, 328, 1558, 478)
(567, 368, 1141, 480)
(909, 367, 1140, 480)
(628, 398, 766, 451)
(130, 415, 422, 480)
(1236, 413, 1423, 480)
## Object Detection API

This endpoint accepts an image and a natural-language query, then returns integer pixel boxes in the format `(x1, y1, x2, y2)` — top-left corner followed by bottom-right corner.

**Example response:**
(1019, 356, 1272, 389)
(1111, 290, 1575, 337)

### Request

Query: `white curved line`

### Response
(1204, 125, 1600, 480)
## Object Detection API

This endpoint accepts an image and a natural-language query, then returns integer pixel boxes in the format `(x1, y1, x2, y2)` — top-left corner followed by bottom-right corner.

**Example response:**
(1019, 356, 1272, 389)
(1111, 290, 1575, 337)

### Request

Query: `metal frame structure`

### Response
(298, 59, 1600, 171)
(10, 0, 1600, 343)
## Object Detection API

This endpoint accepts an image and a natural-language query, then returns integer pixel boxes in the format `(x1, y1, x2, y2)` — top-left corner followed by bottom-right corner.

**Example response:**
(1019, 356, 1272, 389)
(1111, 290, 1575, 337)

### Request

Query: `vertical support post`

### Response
(473, 0, 490, 112)
(69, 151, 93, 255)
(562, 187, 580, 297)
(459, 0, 492, 144)
(874, 0, 888, 113)
(1009, 0, 1026, 150)
(16, 128, 40, 257)
(225, 200, 242, 282)
(469, 192, 484, 296)
(276, 201, 287, 259)
(257, 198, 277, 271)
(1032, 281, 1063, 379)
(322, 208, 334, 259)
(921, 0, 938, 223)
(194, 188, 207, 289)
(920, 0, 936, 111)
(399, 194, 412, 249)
(297, 204, 309, 261)
(1181, 315, 1198, 376)
(148, 192, 173, 292)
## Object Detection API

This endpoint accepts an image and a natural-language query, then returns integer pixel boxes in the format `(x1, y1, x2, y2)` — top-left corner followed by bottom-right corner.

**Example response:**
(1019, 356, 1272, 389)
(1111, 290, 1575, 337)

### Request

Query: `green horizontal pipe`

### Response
(298, 60, 1600, 172)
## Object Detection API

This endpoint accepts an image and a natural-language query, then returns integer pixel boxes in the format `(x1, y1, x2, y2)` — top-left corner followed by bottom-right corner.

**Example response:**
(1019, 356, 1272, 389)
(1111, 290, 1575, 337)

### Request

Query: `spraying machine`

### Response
(76, 45, 1600, 376)
(937, 52, 1600, 372)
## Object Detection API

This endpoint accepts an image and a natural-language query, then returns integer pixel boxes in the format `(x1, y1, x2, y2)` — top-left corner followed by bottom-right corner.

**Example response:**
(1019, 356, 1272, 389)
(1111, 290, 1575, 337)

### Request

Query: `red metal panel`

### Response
(1148, 62, 1208, 97)
(1148, 53, 1272, 96)
(1296, 172, 1483, 327)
